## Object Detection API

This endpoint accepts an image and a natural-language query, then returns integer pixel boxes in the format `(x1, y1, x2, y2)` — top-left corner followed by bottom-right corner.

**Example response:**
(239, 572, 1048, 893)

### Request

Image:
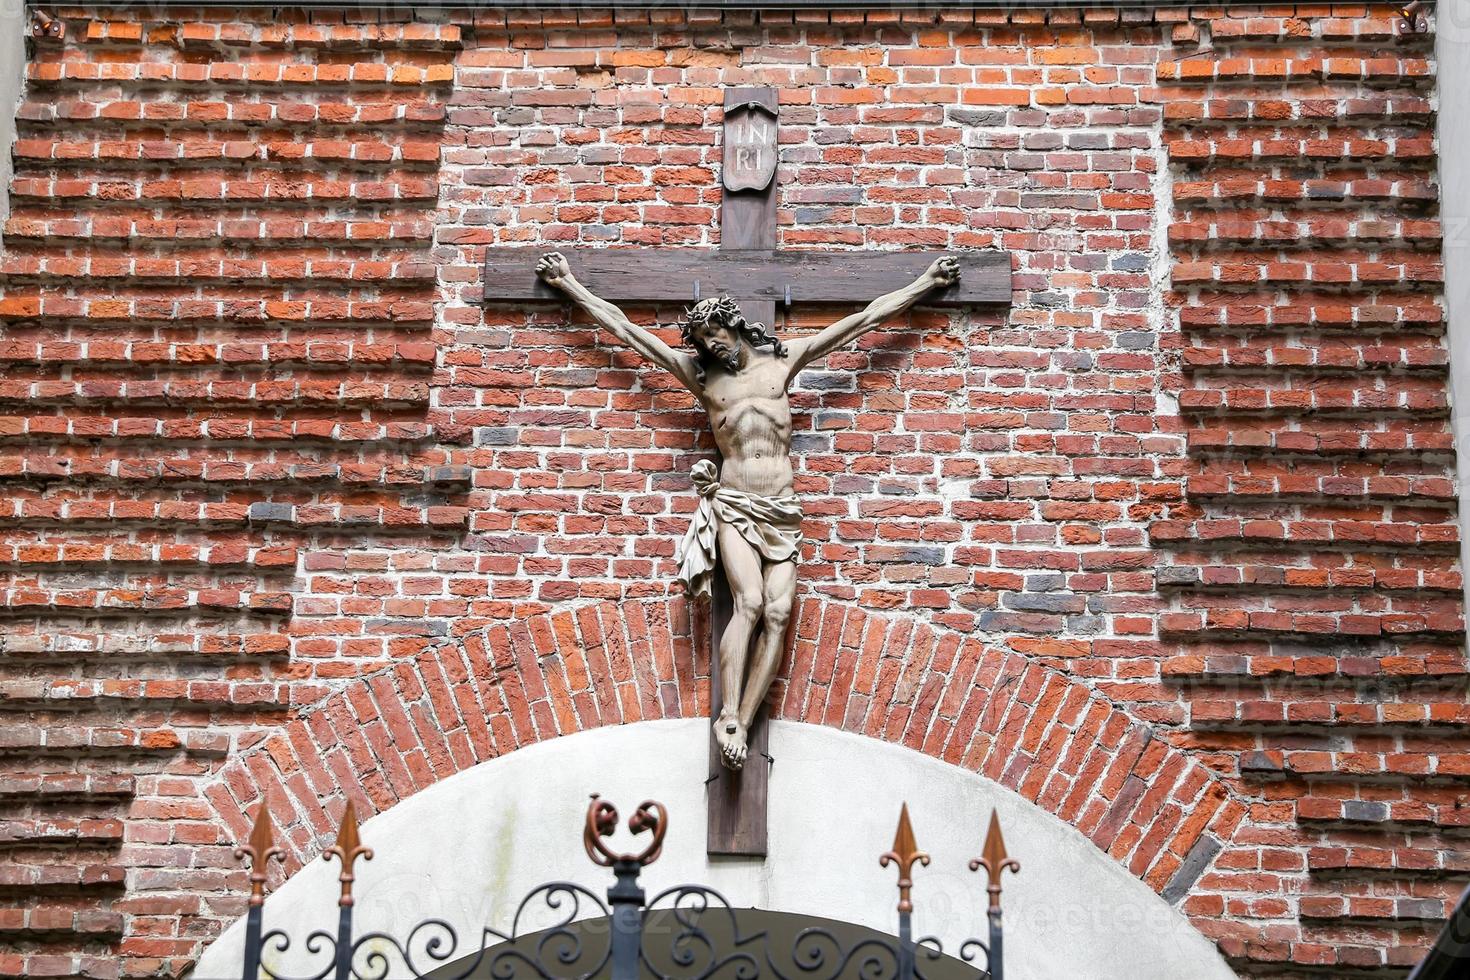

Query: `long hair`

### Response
(679, 296, 787, 382)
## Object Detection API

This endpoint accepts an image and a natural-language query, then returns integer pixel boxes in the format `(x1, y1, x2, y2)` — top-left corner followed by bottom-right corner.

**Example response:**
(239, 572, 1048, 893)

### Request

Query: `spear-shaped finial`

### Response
(969, 810, 1021, 913)
(879, 803, 931, 914)
(234, 801, 285, 907)
(323, 801, 373, 907)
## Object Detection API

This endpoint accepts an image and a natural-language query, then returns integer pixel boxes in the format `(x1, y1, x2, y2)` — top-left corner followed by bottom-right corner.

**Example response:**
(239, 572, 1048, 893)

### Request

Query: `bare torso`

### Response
(697, 350, 794, 498)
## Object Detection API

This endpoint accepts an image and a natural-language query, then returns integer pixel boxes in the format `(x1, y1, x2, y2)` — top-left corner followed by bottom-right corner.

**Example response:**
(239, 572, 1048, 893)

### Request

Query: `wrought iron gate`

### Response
(229, 796, 1019, 980)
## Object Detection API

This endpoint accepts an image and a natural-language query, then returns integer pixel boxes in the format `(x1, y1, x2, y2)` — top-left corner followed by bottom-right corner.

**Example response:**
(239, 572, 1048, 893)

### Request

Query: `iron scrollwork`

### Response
(231, 796, 1013, 980)
(642, 885, 763, 980)
(250, 884, 613, 980)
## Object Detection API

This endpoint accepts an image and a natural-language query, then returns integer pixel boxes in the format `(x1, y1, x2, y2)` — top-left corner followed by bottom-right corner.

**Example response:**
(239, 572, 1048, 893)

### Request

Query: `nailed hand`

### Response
(536, 251, 572, 288)
(926, 256, 960, 288)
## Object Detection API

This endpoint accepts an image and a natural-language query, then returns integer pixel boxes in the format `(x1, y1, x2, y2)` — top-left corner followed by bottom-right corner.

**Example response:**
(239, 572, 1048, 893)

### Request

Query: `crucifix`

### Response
(482, 88, 1010, 857)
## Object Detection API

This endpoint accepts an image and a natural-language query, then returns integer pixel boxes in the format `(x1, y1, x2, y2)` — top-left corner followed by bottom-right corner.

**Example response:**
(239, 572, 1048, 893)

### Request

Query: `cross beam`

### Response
(481, 249, 1012, 307)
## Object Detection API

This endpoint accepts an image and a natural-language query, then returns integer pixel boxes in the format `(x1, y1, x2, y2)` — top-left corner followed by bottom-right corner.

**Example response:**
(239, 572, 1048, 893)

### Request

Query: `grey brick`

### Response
(1397, 899, 1444, 921)
(1162, 834, 1223, 904)
(1343, 800, 1390, 823)
(790, 434, 831, 453)
(797, 370, 855, 391)
(812, 127, 854, 145)
(1156, 567, 1199, 587)
(426, 466, 472, 485)
(1205, 655, 1249, 675)
(1004, 591, 1085, 614)
(1066, 133, 1111, 150)
(949, 108, 1006, 127)
(247, 502, 295, 523)
(1065, 614, 1104, 634)
(475, 426, 519, 446)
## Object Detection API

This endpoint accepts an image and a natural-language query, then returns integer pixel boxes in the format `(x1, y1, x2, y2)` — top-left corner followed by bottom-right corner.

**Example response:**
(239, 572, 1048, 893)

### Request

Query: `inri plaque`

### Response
(721, 100, 778, 193)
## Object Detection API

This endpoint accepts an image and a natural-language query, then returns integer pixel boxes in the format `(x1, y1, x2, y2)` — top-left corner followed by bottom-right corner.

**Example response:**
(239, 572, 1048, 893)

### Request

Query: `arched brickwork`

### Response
(199, 599, 1246, 943)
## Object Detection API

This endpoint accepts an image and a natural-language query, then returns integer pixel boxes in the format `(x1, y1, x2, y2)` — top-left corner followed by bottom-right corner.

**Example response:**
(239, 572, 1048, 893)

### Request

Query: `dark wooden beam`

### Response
(720, 86, 779, 256)
(705, 582, 773, 857)
(481, 248, 1012, 307)
(704, 87, 778, 860)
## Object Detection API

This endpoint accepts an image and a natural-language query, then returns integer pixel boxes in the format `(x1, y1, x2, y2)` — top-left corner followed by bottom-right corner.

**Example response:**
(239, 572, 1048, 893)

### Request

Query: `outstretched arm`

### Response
(536, 252, 703, 394)
(784, 257, 960, 376)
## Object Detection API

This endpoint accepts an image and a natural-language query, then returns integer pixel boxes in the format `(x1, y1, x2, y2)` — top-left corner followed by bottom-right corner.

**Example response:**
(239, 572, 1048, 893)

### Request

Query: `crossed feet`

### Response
(713, 708, 748, 770)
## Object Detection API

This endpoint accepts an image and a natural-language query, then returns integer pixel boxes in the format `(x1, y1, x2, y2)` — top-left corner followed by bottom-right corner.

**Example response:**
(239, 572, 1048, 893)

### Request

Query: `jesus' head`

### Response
(680, 296, 787, 378)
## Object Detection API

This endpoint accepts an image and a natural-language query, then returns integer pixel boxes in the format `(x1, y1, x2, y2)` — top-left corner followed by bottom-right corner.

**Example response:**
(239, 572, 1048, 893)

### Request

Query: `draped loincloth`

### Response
(674, 460, 803, 599)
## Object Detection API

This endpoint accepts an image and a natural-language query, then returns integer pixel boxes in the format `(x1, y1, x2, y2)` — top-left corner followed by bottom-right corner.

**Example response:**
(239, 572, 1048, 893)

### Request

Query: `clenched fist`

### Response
(925, 256, 960, 288)
(536, 251, 572, 289)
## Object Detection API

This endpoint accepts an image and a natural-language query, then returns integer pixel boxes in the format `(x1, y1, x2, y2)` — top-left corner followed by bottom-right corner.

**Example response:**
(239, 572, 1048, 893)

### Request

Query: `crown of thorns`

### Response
(680, 297, 742, 340)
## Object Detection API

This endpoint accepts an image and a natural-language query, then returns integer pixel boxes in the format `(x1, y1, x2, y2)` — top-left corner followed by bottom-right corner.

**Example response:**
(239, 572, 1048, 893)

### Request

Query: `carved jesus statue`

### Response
(536, 252, 961, 770)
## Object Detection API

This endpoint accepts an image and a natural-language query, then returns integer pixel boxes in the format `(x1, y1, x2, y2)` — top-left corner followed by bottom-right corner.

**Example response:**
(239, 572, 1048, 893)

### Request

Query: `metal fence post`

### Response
(987, 903, 1003, 980)
(970, 811, 1019, 980)
(584, 796, 667, 980)
(234, 803, 283, 980)
(242, 902, 263, 980)
(608, 857, 646, 980)
(324, 802, 372, 980)
(897, 907, 916, 980)
(881, 804, 929, 980)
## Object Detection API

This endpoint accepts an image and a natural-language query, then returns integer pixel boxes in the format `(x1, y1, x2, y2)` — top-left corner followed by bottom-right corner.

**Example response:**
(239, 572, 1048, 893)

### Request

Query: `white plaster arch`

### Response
(194, 720, 1235, 980)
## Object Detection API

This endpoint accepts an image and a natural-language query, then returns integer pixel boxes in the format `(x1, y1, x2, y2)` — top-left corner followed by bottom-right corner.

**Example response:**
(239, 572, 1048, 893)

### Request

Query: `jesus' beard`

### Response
(705, 337, 742, 373)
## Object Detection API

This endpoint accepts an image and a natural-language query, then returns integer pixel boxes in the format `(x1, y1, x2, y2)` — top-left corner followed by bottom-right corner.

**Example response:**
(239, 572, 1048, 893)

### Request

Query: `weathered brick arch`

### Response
(201, 597, 1246, 941)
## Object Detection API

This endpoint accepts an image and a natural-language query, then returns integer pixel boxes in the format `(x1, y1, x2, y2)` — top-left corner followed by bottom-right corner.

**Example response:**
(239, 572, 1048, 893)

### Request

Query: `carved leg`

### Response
(714, 526, 763, 770)
(736, 558, 796, 749)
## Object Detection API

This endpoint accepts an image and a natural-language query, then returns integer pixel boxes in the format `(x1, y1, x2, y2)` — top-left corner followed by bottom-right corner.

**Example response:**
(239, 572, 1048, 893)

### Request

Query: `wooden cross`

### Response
(482, 88, 1010, 857)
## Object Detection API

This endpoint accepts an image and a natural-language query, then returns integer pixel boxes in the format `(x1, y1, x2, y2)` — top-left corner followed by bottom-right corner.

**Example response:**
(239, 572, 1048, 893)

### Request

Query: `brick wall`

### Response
(0, 5, 1457, 978)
